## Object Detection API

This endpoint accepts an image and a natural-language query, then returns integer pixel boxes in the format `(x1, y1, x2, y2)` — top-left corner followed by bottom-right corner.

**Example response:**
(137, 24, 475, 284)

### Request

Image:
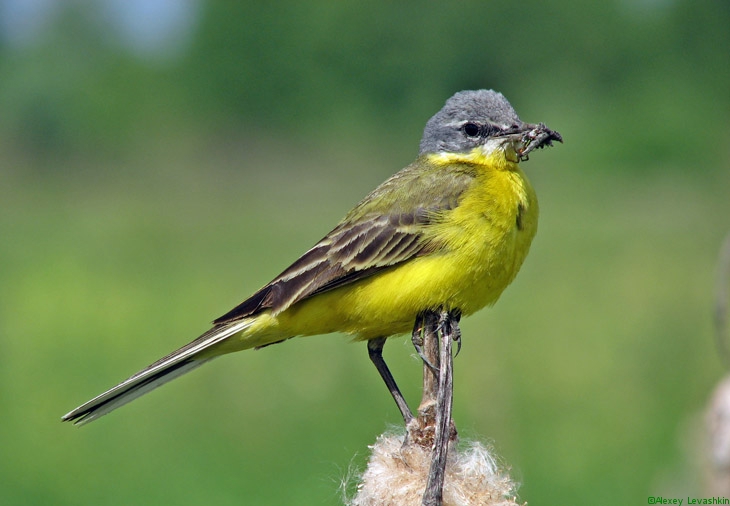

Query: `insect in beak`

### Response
(517, 123, 563, 161)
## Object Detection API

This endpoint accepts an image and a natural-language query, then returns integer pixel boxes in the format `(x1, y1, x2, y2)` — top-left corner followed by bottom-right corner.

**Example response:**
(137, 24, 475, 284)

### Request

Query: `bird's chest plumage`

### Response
(435, 164, 538, 313)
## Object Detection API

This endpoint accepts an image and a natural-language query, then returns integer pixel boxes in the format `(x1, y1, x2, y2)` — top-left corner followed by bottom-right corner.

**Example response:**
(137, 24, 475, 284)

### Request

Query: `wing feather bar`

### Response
(214, 207, 446, 324)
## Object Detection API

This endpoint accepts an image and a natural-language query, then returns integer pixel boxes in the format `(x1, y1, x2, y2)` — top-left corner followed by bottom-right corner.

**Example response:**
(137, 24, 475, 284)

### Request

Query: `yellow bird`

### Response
(63, 89, 561, 425)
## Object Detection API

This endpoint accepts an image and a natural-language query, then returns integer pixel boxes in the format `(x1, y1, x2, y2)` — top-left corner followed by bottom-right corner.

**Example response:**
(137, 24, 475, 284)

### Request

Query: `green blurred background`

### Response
(1, 1, 729, 504)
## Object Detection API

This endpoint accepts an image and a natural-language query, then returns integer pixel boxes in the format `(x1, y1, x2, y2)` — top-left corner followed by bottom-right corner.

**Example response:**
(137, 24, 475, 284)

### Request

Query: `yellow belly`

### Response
(228, 156, 538, 349)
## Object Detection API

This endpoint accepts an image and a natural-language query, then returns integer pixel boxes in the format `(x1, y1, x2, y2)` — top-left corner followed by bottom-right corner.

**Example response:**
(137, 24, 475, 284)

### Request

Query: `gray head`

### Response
(419, 90, 526, 155)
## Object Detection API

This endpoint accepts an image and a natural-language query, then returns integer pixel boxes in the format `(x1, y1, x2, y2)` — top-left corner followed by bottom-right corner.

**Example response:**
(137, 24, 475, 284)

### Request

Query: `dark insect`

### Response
(518, 123, 563, 161)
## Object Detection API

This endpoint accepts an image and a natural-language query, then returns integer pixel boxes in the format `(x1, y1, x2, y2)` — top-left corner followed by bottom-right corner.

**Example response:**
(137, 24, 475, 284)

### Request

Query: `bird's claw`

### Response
(412, 324, 439, 374)
(438, 308, 462, 357)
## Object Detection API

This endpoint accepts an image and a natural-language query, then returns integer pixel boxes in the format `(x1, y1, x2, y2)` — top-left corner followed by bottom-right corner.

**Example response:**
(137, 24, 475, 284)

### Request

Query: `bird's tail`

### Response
(62, 319, 254, 425)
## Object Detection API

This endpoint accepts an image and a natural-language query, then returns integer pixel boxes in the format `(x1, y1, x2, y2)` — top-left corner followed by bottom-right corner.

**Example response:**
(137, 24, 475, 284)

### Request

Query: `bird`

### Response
(62, 89, 561, 426)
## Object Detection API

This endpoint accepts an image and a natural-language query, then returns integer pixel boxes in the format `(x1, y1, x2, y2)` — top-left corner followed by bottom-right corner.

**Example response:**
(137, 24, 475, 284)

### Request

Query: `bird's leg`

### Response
(412, 312, 439, 374)
(367, 337, 414, 424)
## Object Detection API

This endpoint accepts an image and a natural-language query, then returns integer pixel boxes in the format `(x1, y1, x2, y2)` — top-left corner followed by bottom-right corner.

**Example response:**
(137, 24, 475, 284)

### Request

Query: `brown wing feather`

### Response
(213, 161, 476, 325)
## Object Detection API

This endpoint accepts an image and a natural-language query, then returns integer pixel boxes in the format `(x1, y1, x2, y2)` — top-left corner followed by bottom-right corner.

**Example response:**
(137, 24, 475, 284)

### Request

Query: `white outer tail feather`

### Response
(62, 319, 253, 425)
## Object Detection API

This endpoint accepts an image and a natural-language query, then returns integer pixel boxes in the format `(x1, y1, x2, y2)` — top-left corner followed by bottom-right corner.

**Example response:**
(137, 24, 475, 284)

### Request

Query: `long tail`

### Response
(62, 319, 253, 425)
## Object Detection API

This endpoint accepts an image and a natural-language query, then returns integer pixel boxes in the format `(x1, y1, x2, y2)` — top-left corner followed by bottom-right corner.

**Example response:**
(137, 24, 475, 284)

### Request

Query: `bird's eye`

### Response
(463, 123, 480, 137)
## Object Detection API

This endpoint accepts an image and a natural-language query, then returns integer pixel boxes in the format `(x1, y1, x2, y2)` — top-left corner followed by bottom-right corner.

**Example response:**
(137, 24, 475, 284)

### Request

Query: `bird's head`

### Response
(419, 89, 562, 164)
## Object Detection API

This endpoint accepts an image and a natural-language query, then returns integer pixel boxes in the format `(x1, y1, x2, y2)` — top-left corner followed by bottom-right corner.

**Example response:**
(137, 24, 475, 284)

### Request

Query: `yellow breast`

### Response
(415, 149, 538, 316)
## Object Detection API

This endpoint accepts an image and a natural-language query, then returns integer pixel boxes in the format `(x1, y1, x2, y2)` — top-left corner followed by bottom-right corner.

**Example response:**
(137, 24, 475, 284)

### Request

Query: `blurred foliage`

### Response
(1, 0, 728, 165)
(1, 1, 729, 505)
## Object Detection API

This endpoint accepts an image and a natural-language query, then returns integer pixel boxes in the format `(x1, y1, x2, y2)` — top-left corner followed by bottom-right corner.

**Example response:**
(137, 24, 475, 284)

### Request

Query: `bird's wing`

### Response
(214, 161, 475, 324)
